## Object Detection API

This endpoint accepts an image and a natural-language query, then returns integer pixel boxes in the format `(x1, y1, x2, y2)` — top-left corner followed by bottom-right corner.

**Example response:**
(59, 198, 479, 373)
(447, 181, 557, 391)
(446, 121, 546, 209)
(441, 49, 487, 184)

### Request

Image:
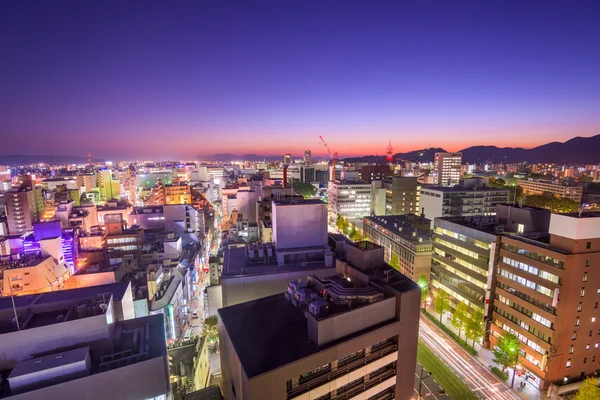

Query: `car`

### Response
(192, 309, 199, 318)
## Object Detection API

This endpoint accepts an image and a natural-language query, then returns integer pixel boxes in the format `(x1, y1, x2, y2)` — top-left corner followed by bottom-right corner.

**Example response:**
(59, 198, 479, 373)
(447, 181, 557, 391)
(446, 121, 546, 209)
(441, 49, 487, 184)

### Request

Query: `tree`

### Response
(433, 290, 451, 324)
(291, 179, 317, 198)
(201, 315, 219, 346)
(465, 308, 485, 347)
(574, 377, 600, 400)
(350, 228, 363, 242)
(389, 252, 400, 271)
(336, 215, 344, 231)
(492, 332, 520, 373)
(417, 274, 429, 309)
(578, 175, 594, 183)
(348, 223, 357, 238)
(451, 302, 469, 339)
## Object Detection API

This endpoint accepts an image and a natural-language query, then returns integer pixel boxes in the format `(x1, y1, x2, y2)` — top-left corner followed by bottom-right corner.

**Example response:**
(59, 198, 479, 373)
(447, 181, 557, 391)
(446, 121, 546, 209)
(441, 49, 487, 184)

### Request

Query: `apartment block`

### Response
(518, 179, 583, 203)
(363, 214, 432, 282)
(219, 241, 420, 400)
(4, 185, 40, 235)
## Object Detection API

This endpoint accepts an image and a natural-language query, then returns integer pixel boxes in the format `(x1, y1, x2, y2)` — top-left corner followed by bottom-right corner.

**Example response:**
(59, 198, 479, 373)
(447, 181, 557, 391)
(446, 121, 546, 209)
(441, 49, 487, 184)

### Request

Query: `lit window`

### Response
(566, 361, 571, 368)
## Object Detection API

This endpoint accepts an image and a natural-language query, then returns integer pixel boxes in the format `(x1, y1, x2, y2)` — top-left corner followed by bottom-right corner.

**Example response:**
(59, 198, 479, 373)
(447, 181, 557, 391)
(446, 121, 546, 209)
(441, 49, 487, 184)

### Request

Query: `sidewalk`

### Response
(424, 308, 544, 399)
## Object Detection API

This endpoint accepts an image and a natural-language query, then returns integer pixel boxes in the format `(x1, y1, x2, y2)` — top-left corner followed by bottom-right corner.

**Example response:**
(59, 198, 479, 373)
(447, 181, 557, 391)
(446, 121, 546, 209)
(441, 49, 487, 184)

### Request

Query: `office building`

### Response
(4, 185, 41, 235)
(371, 177, 420, 216)
(518, 179, 583, 203)
(0, 282, 170, 399)
(363, 214, 432, 281)
(420, 181, 509, 228)
(219, 241, 420, 400)
(491, 212, 600, 390)
(431, 204, 551, 346)
(434, 152, 462, 186)
(328, 180, 372, 222)
(301, 166, 316, 184)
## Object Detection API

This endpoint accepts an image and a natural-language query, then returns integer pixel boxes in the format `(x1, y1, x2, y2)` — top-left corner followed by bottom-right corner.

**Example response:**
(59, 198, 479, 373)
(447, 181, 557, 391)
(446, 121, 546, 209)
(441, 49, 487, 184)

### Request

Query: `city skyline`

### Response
(1, 1, 599, 159)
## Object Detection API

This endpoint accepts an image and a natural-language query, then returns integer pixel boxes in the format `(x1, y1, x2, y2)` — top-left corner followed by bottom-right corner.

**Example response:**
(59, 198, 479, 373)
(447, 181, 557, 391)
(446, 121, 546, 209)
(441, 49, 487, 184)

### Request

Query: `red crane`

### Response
(319, 135, 338, 181)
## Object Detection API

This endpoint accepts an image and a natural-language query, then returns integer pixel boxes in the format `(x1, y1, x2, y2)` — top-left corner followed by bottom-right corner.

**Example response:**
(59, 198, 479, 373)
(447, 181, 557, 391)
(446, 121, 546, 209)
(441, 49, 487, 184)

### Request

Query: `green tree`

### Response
(201, 315, 219, 346)
(350, 228, 364, 242)
(291, 179, 317, 198)
(348, 223, 357, 238)
(578, 175, 594, 183)
(451, 302, 469, 339)
(336, 215, 344, 231)
(341, 218, 350, 235)
(492, 332, 520, 373)
(465, 308, 485, 347)
(389, 252, 400, 271)
(574, 377, 600, 400)
(433, 290, 451, 324)
(417, 274, 429, 309)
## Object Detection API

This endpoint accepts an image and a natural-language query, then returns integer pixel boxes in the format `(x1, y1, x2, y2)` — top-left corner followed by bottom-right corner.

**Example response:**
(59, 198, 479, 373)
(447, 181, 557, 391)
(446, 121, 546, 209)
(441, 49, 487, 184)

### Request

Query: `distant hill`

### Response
(460, 134, 600, 164)
(0, 154, 103, 166)
(343, 148, 447, 164)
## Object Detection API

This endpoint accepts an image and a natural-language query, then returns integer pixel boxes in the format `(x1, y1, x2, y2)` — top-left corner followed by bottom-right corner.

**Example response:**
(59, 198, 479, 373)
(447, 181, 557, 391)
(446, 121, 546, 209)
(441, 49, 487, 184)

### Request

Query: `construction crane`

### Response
(319, 135, 338, 181)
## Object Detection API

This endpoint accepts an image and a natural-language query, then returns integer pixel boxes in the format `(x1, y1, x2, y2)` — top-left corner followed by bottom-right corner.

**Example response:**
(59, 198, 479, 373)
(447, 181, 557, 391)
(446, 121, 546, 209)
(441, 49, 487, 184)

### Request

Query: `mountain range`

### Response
(1, 134, 598, 165)
(345, 134, 600, 165)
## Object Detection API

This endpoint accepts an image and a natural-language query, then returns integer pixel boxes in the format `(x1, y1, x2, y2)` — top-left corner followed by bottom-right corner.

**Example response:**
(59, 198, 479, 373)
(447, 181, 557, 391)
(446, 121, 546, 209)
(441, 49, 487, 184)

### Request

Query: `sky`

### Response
(1, 1, 600, 160)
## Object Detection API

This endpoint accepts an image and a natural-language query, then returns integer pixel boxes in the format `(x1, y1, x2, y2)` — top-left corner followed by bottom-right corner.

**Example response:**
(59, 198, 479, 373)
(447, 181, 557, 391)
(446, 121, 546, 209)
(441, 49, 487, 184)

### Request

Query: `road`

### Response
(419, 316, 521, 400)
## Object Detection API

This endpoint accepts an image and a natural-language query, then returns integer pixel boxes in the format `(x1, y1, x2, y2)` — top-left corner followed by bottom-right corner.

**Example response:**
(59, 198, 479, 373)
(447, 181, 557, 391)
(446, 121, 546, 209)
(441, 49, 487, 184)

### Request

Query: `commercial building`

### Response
(371, 177, 420, 216)
(434, 152, 462, 186)
(430, 204, 551, 346)
(363, 214, 432, 282)
(491, 212, 600, 390)
(165, 184, 192, 205)
(0, 282, 170, 399)
(420, 181, 509, 228)
(327, 180, 371, 222)
(218, 241, 420, 400)
(169, 336, 211, 397)
(518, 179, 583, 203)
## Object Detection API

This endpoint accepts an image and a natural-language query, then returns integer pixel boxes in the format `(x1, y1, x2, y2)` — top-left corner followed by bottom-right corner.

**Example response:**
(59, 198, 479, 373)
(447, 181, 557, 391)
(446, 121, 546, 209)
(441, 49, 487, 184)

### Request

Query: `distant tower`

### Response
(304, 149, 312, 164)
(87, 153, 92, 165)
(386, 141, 394, 168)
(283, 154, 292, 164)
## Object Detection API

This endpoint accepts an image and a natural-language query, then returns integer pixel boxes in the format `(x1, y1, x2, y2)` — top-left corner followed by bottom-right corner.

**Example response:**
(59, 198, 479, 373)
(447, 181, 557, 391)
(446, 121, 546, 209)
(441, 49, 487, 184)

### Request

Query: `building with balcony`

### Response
(363, 214, 432, 282)
(218, 241, 420, 400)
(434, 152, 462, 187)
(4, 185, 41, 235)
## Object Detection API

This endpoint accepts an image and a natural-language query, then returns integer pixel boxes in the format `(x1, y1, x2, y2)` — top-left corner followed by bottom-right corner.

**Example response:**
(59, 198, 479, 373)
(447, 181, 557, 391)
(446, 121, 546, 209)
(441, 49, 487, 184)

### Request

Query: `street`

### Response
(419, 316, 522, 400)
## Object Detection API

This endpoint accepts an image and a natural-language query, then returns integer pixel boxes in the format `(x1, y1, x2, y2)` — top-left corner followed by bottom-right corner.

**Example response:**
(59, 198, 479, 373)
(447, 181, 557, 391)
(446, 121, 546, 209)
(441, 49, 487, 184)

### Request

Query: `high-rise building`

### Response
(327, 180, 372, 222)
(4, 185, 40, 235)
(95, 169, 115, 201)
(304, 149, 311, 164)
(434, 152, 462, 186)
(300, 166, 316, 183)
(371, 176, 420, 216)
(363, 214, 432, 282)
(218, 241, 420, 400)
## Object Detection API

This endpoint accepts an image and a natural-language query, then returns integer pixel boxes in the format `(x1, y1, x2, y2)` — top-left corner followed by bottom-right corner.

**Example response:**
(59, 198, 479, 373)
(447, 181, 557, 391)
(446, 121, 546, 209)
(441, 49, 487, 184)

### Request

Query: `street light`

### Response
(510, 346, 519, 388)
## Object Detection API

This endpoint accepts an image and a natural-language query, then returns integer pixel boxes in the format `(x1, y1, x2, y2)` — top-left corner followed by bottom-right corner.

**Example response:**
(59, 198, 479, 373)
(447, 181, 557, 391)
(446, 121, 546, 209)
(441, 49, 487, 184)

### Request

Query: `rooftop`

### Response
(421, 185, 509, 193)
(364, 215, 431, 244)
(272, 198, 325, 206)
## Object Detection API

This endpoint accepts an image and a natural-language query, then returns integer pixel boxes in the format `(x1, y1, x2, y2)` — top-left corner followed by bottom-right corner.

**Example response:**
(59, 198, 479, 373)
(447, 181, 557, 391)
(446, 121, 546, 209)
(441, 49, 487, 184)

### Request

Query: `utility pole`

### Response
(417, 365, 433, 399)
(510, 349, 519, 388)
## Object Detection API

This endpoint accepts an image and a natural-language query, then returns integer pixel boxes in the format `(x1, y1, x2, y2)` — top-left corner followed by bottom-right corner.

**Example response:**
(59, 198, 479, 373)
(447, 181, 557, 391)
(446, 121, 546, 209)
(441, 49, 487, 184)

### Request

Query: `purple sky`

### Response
(1, 1, 599, 159)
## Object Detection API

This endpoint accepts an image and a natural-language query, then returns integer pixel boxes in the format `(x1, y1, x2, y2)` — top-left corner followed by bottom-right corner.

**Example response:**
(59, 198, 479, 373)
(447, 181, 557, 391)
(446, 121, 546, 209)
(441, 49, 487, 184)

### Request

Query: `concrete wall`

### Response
(0, 314, 109, 371)
(418, 190, 443, 228)
(308, 297, 396, 346)
(10, 356, 170, 400)
(221, 267, 335, 307)
(272, 202, 327, 249)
